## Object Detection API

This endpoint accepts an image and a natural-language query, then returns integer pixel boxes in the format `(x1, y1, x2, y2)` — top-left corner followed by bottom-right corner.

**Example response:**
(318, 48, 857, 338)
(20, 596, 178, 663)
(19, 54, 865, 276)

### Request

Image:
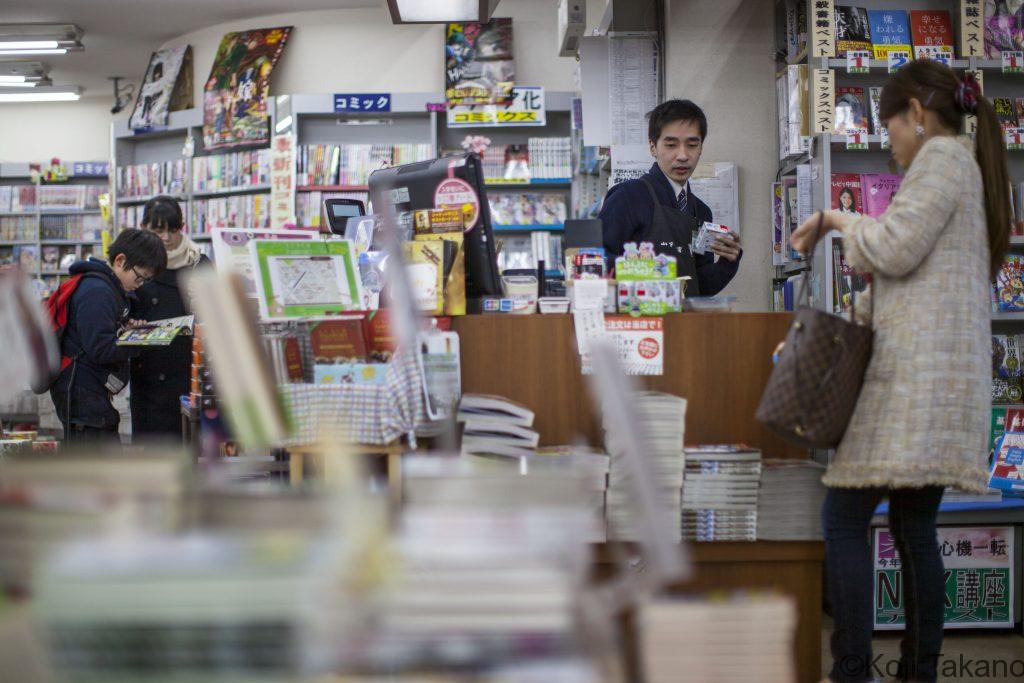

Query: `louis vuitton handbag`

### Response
(755, 213, 873, 449)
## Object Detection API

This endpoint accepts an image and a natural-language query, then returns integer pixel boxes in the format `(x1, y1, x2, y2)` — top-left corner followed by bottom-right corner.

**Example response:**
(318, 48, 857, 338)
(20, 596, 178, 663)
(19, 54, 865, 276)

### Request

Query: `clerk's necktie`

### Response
(677, 187, 688, 213)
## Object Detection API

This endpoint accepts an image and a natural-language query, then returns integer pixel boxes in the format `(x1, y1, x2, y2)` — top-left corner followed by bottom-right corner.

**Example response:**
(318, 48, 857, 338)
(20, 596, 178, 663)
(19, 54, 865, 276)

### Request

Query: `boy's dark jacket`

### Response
(598, 162, 741, 296)
(50, 259, 131, 429)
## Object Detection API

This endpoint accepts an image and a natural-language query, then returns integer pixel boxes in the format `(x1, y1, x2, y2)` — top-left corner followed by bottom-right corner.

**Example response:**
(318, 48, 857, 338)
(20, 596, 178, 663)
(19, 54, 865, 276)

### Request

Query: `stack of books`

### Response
(0, 216, 37, 241)
(681, 446, 762, 541)
(189, 194, 270, 235)
(37, 185, 104, 211)
(0, 450, 186, 594)
(605, 392, 686, 542)
(192, 149, 271, 192)
(526, 137, 571, 180)
(640, 594, 797, 683)
(40, 214, 104, 241)
(756, 459, 826, 541)
(296, 143, 434, 187)
(457, 393, 538, 459)
(116, 159, 189, 198)
(0, 185, 38, 213)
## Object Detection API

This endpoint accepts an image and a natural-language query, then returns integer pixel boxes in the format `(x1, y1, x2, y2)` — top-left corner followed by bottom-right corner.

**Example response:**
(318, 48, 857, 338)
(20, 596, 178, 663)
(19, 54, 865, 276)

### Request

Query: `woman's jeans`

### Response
(823, 486, 945, 682)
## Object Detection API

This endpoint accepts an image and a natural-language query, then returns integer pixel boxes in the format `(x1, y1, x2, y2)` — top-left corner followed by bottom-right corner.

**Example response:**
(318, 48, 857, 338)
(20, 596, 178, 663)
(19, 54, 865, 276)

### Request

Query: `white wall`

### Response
(665, 0, 776, 311)
(166, 1, 585, 102)
(1, 0, 591, 164)
(0, 96, 116, 163)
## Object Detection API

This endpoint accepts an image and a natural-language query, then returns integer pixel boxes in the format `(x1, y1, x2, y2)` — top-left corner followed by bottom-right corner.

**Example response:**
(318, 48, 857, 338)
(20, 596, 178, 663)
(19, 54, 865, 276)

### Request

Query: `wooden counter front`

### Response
(452, 312, 802, 457)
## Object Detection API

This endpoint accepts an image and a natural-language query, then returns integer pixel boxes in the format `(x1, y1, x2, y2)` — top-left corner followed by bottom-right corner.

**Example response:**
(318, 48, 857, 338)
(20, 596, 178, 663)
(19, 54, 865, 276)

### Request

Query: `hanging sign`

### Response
(333, 93, 391, 113)
(446, 86, 546, 128)
(269, 133, 297, 230)
(959, 0, 984, 58)
(811, 68, 835, 134)
(810, 0, 836, 58)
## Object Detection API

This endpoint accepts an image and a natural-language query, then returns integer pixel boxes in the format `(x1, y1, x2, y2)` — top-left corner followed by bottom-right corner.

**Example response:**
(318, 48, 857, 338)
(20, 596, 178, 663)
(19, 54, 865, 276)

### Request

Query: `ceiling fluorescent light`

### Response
(0, 81, 38, 88)
(0, 40, 58, 50)
(0, 48, 68, 55)
(388, 0, 501, 23)
(0, 75, 27, 83)
(0, 86, 80, 102)
(0, 24, 82, 54)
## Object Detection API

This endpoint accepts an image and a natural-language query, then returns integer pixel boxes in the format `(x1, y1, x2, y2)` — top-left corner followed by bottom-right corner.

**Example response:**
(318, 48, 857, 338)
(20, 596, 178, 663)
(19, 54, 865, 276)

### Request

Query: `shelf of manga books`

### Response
(773, 1, 1024, 317)
(0, 161, 110, 299)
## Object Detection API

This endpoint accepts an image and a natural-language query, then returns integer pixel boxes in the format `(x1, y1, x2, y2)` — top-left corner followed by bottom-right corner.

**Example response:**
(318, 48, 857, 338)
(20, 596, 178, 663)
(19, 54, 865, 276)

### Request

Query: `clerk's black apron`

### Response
(637, 179, 701, 296)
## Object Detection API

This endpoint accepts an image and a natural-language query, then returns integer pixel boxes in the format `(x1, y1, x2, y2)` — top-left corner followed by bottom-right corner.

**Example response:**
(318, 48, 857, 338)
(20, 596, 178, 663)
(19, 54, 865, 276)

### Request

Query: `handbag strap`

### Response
(795, 211, 860, 320)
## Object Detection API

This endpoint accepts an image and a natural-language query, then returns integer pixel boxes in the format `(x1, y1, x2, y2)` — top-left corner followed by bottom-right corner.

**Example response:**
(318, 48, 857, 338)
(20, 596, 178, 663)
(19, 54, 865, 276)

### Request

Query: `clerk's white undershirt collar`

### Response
(666, 175, 688, 204)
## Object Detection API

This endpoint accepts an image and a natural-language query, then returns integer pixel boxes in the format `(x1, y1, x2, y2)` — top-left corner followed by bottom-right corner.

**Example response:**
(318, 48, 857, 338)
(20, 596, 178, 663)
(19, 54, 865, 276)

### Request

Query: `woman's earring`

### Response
(915, 124, 925, 137)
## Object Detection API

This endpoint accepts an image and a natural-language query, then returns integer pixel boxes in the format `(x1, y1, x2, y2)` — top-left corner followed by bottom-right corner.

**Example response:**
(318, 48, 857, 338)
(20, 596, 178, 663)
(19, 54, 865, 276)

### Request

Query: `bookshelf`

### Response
(771, 0, 1024, 316)
(0, 161, 109, 298)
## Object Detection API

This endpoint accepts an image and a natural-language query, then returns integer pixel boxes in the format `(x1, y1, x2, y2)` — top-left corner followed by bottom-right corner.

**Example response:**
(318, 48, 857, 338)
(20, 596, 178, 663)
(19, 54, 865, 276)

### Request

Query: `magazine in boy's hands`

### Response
(116, 315, 195, 346)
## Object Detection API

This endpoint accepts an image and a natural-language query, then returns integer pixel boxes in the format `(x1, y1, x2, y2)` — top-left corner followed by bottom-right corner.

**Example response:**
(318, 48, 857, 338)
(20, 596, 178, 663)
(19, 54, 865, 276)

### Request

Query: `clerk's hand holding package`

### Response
(710, 230, 742, 261)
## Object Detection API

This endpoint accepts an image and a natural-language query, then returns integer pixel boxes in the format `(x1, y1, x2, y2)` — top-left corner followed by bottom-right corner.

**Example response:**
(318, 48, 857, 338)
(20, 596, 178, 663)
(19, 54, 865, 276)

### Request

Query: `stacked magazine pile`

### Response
(605, 392, 686, 542)
(756, 459, 826, 541)
(682, 446, 762, 541)
(640, 594, 797, 683)
(457, 394, 539, 459)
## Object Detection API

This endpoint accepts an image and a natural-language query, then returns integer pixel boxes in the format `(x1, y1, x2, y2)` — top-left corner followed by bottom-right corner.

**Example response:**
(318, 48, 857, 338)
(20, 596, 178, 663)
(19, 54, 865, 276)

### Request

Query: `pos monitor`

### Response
(367, 153, 503, 298)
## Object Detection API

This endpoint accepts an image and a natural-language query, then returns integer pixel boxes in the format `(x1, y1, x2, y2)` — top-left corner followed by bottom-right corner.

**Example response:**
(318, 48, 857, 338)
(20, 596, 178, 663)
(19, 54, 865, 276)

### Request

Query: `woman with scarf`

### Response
(129, 196, 209, 439)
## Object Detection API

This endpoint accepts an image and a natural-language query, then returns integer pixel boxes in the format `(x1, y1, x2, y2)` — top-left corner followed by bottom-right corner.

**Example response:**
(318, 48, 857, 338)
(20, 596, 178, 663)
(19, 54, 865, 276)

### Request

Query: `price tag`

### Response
(1003, 51, 1024, 74)
(887, 50, 911, 73)
(1006, 127, 1024, 151)
(846, 50, 871, 74)
(916, 46, 953, 66)
(846, 131, 869, 151)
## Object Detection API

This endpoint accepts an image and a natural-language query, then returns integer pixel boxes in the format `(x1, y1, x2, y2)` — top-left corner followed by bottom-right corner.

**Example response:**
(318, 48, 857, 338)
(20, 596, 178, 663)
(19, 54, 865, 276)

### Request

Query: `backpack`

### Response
(30, 272, 125, 394)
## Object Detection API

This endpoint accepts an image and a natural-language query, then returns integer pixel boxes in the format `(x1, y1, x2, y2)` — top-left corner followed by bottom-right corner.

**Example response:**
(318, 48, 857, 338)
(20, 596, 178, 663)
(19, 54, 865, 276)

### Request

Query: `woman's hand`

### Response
(791, 212, 825, 257)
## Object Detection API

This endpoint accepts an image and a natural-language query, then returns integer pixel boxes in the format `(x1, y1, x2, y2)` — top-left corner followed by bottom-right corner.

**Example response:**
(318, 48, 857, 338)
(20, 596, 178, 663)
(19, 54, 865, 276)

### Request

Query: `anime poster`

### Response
(129, 46, 192, 131)
(445, 19, 514, 106)
(203, 27, 292, 150)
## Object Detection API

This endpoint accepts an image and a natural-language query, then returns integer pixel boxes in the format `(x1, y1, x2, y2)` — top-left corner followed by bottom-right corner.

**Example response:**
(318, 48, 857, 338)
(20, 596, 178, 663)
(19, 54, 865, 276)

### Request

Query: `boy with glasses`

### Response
(51, 229, 167, 443)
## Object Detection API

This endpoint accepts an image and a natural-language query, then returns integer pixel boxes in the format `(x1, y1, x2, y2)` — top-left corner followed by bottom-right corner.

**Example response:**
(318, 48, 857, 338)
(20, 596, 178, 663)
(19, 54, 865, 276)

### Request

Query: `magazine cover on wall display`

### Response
(985, 1, 1024, 58)
(203, 27, 292, 150)
(445, 19, 514, 106)
(128, 46, 193, 132)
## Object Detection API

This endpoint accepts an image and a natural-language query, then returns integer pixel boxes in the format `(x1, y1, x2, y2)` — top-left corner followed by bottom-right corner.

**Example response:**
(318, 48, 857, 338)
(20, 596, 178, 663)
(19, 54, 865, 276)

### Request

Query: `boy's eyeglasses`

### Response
(131, 266, 153, 285)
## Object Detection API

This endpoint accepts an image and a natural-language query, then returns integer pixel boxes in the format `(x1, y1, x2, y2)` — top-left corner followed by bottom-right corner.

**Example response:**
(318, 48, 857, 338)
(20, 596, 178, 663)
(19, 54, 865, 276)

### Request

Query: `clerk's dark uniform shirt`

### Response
(597, 162, 741, 296)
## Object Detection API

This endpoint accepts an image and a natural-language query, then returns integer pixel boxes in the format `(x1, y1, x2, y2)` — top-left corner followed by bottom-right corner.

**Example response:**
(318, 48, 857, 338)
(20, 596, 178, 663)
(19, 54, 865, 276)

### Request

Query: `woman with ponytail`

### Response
(792, 59, 1009, 683)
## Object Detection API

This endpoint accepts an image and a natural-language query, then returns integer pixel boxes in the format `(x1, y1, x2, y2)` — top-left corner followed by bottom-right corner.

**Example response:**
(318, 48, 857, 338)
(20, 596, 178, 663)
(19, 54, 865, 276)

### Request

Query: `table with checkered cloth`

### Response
(277, 349, 426, 446)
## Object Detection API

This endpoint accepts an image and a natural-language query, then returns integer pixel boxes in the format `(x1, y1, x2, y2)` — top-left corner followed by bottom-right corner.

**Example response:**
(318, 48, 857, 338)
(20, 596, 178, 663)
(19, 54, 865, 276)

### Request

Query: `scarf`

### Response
(166, 232, 202, 270)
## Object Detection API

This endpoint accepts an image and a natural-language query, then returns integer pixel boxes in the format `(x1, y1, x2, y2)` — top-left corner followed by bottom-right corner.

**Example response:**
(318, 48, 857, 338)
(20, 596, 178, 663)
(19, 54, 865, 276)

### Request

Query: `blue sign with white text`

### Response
(333, 93, 391, 113)
(72, 161, 110, 177)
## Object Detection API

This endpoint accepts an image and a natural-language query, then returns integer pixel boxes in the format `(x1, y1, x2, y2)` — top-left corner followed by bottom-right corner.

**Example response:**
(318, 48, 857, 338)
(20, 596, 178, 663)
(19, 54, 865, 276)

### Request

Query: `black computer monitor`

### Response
(368, 153, 502, 297)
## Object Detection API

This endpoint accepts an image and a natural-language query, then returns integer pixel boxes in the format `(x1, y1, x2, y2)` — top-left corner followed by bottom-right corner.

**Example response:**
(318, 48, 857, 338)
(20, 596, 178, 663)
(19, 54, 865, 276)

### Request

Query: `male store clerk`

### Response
(598, 99, 742, 296)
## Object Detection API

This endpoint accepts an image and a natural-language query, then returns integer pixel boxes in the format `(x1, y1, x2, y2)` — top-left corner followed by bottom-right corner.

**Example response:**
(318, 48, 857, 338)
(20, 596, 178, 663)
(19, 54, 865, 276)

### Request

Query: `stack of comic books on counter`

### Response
(756, 459, 826, 541)
(605, 392, 686, 543)
(681, 446, 762, 541)
(640, 593, 797, 683)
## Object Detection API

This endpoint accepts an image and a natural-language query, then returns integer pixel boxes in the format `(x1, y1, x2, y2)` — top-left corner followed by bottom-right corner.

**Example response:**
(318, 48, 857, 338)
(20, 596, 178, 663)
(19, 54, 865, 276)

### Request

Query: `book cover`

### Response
(868, 86, 883, 136)
(458, 393, 535, 427)
(996, 255, 1024, 311)
(985, 1, 1024, 58)
(445, 19, 515, 106)
(117, 315, 194, 346)
(994, 97, 1017, 130)
(835, 6, 872, 56)
(310, 317, 368, 362)
(910, 10, 954, 54)
(772, 182, 785, 266)
(831, 173, 863, 215)
(13, 245, 38, 272)
(868, 9, 911, 59)
(860, 173, 903, 218)
(993, 334, 1024, 402)
(990, 432, 1024, 494)
(284, 336, 304, 381)
(41, 246, 60, 272)
(834, 87, 869, 136)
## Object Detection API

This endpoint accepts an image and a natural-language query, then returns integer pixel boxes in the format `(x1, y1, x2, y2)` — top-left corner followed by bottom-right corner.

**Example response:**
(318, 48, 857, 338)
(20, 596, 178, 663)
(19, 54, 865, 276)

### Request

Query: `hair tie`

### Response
(955, 73, 981, 115)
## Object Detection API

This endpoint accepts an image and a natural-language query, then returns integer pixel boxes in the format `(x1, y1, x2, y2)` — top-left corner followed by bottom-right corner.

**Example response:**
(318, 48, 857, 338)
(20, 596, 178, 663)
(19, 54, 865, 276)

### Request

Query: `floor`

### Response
(821, 619, 1024, 682)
